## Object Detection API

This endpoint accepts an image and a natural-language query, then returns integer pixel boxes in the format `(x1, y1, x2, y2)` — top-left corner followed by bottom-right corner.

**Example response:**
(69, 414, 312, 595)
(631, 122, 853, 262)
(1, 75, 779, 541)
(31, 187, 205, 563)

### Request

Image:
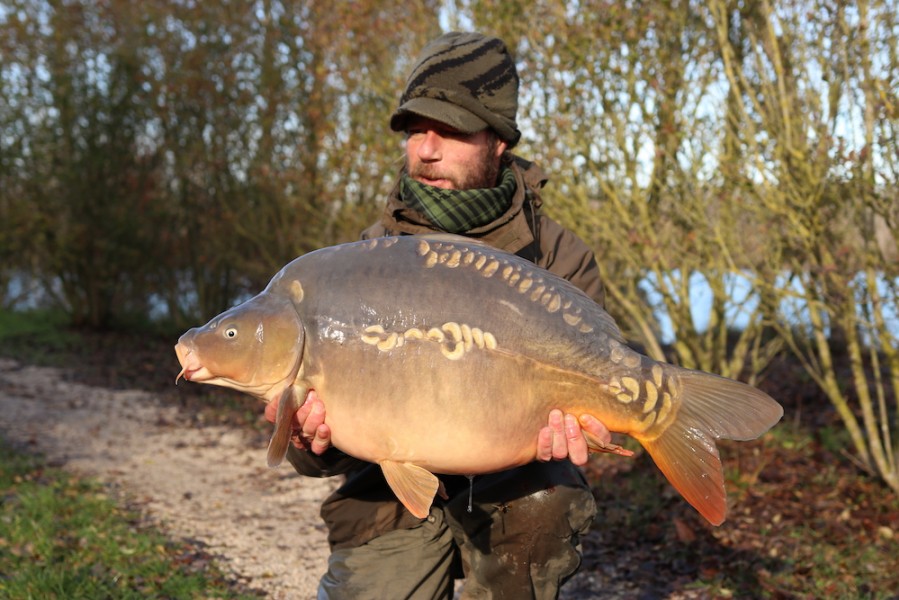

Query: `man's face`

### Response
(405, 116, 508, 190)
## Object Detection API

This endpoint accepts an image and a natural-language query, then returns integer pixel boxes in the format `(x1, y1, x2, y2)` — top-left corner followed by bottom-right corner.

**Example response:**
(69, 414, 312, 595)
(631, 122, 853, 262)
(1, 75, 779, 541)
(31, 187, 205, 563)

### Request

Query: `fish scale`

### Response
(175, 234, 783, 525)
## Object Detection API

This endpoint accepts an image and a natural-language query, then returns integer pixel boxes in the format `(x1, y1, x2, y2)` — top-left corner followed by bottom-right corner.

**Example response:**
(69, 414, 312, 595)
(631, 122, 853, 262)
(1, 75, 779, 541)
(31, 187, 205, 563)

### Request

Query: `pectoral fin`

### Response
(379, 460, 440, 519)
(267, 385, 306, 467)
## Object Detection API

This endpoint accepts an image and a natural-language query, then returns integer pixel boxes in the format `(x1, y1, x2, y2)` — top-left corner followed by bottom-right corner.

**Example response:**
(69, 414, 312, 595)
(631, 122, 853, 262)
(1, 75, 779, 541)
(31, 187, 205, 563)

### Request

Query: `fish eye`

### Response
(224, 327, 238, 339)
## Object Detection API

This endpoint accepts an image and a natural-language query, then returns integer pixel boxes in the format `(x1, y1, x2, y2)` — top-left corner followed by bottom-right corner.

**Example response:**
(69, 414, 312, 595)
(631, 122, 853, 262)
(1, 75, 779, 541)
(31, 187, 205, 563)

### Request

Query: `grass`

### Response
(0, 308, 79, 366)
(0, 439, 259, 599)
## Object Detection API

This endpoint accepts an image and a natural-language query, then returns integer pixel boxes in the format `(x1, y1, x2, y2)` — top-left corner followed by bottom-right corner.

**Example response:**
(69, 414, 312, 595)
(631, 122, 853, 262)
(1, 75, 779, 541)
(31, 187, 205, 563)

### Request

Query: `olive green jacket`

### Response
(286, 156, 605, 549)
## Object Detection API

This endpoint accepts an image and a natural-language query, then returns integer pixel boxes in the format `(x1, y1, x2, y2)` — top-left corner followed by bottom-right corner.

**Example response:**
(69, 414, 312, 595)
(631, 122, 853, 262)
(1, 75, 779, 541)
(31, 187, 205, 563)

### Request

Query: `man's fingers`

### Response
(549, 409, 567, 460)
(579, 413, 612, 445)
(309, 424, 331, 456)
(564, 413, 589, 466)
(301, 398, 325, 438)
(295, 389, 320, 423)
(538, 409, 595, 464)
(536, 426, 554, 462)
(266, 390, 331, 454)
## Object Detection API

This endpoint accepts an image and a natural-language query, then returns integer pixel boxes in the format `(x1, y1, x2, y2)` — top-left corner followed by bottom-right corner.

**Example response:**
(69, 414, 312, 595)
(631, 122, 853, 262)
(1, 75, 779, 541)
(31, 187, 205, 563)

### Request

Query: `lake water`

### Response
(638, 270, 898, 344)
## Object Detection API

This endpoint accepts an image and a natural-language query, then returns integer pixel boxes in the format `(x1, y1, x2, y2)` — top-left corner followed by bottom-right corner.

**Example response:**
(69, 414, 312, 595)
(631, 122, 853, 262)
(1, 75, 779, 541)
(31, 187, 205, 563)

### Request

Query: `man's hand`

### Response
(264, 390, 331, 455)
(536, 410, 619, 466)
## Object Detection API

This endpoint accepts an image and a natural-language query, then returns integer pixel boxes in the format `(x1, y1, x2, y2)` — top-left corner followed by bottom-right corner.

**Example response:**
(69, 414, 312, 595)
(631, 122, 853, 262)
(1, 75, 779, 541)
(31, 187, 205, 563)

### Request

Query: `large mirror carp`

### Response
(175, 235, 783, 524)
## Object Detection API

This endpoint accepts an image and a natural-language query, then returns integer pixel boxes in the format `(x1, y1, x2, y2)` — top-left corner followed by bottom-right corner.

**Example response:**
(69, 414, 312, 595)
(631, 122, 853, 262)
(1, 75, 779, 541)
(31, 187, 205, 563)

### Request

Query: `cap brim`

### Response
(390, 97, 488, 134)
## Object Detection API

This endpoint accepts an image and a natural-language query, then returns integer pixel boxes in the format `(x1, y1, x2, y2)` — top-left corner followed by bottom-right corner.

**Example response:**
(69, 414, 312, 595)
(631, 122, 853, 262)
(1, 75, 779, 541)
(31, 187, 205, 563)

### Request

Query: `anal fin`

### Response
(379, 460, 439, 519)
(580, 416, 635, 457)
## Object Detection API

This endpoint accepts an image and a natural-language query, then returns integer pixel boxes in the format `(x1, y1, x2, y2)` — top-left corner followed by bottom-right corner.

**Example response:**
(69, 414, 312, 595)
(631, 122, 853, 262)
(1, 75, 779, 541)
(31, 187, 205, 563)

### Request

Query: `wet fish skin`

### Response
(175, 234, 783, 524)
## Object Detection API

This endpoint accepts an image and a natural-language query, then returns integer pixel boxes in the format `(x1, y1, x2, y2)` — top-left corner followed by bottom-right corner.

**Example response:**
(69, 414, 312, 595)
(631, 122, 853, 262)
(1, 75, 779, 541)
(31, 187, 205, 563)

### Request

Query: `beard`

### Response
(407, 138, 503, 190)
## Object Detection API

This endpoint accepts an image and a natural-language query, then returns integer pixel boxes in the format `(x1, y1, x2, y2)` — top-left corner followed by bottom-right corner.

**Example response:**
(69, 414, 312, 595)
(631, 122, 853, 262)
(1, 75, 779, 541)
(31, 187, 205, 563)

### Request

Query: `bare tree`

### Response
(710, 0, 898, 492)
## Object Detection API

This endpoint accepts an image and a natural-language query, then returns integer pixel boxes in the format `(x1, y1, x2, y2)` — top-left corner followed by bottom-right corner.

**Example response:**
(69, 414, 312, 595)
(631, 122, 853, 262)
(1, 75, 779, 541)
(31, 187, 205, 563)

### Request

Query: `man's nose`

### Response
(416, 130, 442, 161)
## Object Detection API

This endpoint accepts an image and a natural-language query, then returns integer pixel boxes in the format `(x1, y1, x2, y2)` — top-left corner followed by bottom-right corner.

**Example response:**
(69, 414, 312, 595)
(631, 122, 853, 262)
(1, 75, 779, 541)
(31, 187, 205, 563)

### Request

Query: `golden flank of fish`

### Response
(175, 234, 783, 525)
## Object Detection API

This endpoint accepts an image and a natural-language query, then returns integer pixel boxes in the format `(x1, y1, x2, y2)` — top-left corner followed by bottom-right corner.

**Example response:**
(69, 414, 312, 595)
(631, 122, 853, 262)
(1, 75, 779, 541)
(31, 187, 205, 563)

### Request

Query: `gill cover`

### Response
(181, 293, 304, 392)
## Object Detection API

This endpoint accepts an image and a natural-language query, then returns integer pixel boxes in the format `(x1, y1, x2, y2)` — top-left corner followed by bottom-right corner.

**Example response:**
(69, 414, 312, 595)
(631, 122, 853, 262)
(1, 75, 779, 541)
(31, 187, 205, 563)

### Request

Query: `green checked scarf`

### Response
(399, 167, 516, 233)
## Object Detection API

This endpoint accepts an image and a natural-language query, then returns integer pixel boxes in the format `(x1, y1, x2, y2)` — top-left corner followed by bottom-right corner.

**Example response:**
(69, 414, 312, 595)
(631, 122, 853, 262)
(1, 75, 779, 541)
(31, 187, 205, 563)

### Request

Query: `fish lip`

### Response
(176, 365, 219, 386)
(177, 365, 213, 383)
(174, 342, 207, 383)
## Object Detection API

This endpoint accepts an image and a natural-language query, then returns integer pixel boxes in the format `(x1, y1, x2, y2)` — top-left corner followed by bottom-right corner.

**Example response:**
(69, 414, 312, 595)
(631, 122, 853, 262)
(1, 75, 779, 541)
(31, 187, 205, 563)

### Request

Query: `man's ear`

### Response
(494, 139, 508, 160)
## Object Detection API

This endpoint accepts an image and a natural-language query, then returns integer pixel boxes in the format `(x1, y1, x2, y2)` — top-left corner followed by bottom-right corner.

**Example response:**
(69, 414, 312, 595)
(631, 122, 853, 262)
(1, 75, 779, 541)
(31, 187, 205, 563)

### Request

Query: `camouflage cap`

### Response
(390, 32, 521, 147)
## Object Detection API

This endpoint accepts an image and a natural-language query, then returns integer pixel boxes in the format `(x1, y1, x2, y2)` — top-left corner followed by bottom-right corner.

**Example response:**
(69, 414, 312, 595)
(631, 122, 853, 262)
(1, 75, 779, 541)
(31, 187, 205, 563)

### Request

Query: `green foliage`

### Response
(0, 440, 256, 599)
(0, 308, 69, 339)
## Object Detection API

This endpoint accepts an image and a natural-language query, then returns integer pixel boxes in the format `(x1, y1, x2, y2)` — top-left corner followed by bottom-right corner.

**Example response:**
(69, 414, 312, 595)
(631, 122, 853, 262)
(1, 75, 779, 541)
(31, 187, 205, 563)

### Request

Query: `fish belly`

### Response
(307, 340, 602, 475)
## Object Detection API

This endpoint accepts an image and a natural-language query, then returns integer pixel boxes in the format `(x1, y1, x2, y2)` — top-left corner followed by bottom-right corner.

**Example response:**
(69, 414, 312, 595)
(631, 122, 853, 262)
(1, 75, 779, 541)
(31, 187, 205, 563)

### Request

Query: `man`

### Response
(267, 32, 612, 599)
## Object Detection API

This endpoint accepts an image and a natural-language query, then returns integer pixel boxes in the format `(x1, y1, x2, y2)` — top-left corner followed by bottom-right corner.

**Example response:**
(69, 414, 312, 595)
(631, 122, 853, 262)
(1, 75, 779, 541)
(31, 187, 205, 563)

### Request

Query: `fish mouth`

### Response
(174, 342, 208, 384)
(175, 364, 216, 385)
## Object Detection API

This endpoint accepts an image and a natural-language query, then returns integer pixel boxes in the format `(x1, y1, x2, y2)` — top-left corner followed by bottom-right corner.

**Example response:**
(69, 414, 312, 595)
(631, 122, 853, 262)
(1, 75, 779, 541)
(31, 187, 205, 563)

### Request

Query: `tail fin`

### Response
(637, 368, 783, 525)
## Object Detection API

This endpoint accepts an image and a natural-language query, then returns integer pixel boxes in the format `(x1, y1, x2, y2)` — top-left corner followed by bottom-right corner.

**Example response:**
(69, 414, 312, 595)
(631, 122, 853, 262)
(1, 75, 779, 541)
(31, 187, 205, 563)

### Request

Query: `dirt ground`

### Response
(2, 331, 898, 599)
